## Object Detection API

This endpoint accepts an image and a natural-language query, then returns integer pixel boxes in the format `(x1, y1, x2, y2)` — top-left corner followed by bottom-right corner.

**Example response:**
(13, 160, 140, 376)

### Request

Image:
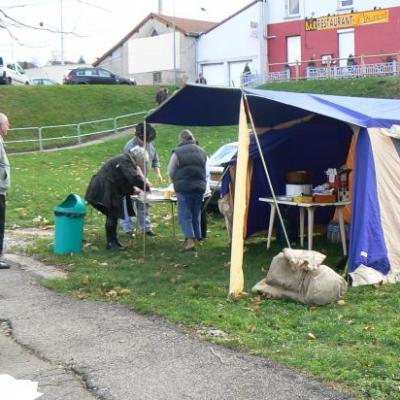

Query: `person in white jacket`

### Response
(0, 113, 10, 269)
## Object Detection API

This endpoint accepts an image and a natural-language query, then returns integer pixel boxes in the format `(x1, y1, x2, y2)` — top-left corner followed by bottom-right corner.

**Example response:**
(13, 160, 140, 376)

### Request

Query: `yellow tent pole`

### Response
(229, 98, 250, 296)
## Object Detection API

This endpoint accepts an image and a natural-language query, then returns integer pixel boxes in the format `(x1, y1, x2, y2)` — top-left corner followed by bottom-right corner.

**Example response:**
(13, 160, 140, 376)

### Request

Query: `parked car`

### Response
(31, 78, 60, 85)
(208, 142, 238, 205)
(0, 57, 30, 85)
(64, 67, 136, 85)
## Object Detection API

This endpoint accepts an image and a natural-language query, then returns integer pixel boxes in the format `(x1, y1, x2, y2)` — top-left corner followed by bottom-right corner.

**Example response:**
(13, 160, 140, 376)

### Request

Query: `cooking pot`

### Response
(286, 184, 312, 196)
(286, 171, 312, 184)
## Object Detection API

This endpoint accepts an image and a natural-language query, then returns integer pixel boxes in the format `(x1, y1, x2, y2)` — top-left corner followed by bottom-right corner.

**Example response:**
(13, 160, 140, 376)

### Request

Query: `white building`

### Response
(196, 0, 267, 87)
(94, 13, 216, 85)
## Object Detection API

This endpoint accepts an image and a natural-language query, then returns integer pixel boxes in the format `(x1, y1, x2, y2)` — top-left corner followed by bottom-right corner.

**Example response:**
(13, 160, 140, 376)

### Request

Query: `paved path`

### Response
(0, 232, 352, 400)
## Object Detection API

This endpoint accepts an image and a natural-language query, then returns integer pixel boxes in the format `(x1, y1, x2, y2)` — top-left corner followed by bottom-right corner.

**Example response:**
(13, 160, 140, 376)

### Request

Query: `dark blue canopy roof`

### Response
(147, 84, 400, 128)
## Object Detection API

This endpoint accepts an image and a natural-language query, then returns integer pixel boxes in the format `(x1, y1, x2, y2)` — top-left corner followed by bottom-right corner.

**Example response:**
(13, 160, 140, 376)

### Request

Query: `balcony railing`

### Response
(243, 53, 400, 86)
(306, 61, 398, 80)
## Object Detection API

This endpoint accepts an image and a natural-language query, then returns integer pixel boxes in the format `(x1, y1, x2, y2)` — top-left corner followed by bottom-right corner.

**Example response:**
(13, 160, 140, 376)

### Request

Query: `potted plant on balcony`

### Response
(385, 55, 394, 63)
(347, 54, 357, 66)
(307, 58, 316, 68)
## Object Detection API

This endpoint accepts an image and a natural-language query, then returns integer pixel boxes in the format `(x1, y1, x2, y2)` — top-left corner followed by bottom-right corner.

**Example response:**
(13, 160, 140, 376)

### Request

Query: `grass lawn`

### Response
(0, 85, 165, 128)
(262, 76, 400, 98)
(0, 85, 174, 152)
(8, 121, 400, 400)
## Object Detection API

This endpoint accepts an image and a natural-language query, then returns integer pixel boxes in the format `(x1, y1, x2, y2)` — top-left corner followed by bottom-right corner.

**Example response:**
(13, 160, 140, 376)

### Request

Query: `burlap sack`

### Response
(252, 249, 347, 305)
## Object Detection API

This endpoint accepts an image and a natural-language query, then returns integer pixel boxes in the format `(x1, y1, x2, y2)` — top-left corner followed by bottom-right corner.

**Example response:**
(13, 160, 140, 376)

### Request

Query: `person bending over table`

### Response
(85, 146, 149, 250)
(168, 130, 207, 251)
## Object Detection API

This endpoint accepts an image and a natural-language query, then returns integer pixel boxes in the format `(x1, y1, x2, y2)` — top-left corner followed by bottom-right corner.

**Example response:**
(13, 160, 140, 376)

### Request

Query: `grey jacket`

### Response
(124, 137, 160, 176)
(0, 137, 10, 195)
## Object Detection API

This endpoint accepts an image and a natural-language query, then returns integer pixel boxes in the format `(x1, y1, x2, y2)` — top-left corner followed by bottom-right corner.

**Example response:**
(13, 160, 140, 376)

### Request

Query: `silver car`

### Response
(208, 142, 238, 203)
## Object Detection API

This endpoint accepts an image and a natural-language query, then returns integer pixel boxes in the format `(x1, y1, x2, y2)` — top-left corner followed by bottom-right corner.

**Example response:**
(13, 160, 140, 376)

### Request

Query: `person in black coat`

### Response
(85, 146, 149, 250)
(155, 87, 169, 105)
(195, 73, 207, 84)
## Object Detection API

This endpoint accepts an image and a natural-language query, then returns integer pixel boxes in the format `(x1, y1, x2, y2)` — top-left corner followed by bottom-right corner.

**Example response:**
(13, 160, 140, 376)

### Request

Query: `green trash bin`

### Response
(54, 193, 87, 254)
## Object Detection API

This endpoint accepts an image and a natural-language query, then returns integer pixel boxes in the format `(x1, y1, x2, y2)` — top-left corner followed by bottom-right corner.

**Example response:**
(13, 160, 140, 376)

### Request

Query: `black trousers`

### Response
(0, 194, 6, 256)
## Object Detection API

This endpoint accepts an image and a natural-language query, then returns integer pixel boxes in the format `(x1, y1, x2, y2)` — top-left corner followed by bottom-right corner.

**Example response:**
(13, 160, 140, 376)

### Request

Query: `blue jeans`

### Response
(134, 200, 152, 233)
(121, 197, 151, 233)
(176, 192, 203, 240)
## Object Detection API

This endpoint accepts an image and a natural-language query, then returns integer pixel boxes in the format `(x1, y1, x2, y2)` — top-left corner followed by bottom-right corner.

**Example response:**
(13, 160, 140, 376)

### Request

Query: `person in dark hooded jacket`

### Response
(85, 146, 149, 250)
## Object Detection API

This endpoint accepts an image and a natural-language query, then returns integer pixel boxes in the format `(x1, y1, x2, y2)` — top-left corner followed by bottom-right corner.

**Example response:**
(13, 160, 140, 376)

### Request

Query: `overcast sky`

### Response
(0, 0, 252, 66)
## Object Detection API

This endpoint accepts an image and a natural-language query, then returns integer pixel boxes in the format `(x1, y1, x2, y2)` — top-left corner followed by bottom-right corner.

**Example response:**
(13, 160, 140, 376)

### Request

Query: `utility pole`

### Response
(173, 22, 176, 85)
(60, 0, 65, 65)
(158, 0, 163, 14)
(172, 0, 176, 85)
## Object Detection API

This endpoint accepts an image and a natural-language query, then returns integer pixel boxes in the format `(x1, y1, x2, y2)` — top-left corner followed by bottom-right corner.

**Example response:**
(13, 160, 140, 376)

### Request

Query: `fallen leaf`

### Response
(363, 324, 375, 331)
(119, 288, 132, 295)
(308, 332, 317, 340)
(250, 295, 264, 304)
(248, 325, 257, 333)
(337, 300, 346, 305)
(155, 267, 166, 276)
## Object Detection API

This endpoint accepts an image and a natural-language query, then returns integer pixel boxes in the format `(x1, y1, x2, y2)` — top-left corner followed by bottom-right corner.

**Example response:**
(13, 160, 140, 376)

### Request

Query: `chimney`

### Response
(158, 0, 162, 14)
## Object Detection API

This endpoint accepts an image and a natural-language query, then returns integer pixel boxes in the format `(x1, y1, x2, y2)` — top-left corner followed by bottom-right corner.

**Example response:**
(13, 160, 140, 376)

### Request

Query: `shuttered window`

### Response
(339, 0, 353, 8)
(287, 0, 300, 16)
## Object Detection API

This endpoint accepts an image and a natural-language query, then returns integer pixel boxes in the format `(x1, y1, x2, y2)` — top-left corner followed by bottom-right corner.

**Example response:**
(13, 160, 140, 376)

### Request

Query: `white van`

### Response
(0, 57, 30, 85)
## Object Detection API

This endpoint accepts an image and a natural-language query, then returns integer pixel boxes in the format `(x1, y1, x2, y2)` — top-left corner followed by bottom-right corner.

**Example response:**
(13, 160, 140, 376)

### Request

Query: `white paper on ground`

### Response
(0, 374, 43, 400)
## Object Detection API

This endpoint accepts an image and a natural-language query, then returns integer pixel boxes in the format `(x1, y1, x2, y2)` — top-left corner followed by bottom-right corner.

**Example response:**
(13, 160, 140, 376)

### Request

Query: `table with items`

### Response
(258, 197, 351, 255)
(131, 187, 177, 236)
(259, 166, 352, 255)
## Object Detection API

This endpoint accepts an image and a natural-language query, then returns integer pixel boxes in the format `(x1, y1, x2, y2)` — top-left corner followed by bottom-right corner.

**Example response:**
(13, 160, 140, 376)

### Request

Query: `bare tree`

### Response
(0, 7, 83, 45)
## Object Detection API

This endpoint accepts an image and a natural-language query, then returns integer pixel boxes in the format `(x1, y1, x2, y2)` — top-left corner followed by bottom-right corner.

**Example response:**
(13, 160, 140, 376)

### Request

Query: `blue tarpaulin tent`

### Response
(148, 84, 400, 288)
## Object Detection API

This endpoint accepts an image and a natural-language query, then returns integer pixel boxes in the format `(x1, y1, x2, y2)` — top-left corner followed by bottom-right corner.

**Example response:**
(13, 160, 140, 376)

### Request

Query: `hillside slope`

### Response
(261, 76, 400, 98)
(0, 77, 399, 129)
(0, 85, 166, 127)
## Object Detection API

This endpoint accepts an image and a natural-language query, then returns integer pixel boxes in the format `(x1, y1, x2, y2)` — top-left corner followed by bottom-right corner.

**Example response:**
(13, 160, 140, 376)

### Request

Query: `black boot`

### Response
(114, 238, 124, 248)
(106, 240, 123, 250)
(105, 215, 124, 250)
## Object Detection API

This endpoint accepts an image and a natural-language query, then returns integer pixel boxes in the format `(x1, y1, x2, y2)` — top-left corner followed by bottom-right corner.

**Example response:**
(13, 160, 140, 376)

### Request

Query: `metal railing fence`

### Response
(6, 111, 147, 153)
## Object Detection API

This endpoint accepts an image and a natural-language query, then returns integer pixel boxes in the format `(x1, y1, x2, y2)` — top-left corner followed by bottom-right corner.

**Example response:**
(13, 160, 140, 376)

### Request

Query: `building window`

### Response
(151, 29, 159, 37)
(153, 72, 161, 83)
(338, 0, 353, 8)
(286, 0, 300, 16)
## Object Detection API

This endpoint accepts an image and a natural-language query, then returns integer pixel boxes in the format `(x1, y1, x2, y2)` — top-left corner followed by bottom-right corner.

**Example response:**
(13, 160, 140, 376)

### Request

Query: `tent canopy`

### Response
(148, 84, 400, 289)
(147, 84, 400, 128)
